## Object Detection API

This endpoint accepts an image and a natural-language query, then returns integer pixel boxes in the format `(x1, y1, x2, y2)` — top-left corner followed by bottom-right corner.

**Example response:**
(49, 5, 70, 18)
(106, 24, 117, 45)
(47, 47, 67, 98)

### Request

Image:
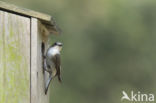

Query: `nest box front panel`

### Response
(0, 11, 30, 103)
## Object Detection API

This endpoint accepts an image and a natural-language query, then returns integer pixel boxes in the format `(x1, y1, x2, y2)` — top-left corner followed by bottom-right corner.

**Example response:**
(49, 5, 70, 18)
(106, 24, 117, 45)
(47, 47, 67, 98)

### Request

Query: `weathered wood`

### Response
(0, 2, 60, 102)
(0, 11, 30, 103)
(0, 1, 61, 35)
(31, 18, 49, 103)
(0, 1, 51, 22)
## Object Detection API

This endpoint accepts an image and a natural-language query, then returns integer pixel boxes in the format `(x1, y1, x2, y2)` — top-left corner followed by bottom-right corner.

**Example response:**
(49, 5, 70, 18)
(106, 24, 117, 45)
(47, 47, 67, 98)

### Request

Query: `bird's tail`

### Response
(45, 75, 53, 94)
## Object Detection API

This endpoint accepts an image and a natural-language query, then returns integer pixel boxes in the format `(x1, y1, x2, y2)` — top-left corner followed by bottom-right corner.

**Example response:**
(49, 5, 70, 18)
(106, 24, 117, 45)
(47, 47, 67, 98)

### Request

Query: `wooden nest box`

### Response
(0, 1, 61, 103)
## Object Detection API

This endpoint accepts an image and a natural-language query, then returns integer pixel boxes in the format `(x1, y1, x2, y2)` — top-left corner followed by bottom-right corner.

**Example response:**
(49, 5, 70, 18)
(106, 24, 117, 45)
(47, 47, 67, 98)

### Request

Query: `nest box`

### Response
(0, 1, 60, 103)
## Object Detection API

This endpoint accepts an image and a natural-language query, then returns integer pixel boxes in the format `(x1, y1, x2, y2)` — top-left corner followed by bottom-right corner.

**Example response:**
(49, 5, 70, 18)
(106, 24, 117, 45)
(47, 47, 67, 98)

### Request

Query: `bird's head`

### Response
(51, 42, 63, 51)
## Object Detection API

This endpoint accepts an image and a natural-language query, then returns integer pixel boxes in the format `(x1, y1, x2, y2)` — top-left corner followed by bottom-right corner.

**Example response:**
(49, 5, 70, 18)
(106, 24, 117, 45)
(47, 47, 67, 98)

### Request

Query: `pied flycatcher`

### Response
(44, 42, 63, 94)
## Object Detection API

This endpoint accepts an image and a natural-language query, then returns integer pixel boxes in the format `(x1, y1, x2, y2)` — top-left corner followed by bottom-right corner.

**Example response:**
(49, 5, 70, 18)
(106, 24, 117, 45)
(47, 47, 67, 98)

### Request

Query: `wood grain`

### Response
(0, 10, 30, 103)
(31, 18, 49, 103)
(0, 1, 61, 35)
(0, 1, 51, 22)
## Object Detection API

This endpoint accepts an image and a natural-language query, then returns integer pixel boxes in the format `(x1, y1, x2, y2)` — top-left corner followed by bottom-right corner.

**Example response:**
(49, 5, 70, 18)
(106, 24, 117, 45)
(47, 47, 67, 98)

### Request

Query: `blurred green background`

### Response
(2, 0, 156, 103)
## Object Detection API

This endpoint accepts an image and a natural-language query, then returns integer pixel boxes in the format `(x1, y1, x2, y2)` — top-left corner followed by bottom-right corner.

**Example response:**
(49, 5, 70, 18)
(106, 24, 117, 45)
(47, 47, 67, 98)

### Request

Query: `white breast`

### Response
(47, 47, 60, 57)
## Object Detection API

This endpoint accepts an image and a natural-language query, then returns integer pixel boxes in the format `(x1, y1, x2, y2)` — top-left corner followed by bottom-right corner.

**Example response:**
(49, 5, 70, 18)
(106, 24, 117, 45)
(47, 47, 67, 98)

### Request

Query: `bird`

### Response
(43, 42, 63, 94)
(121, 91, 131, 101)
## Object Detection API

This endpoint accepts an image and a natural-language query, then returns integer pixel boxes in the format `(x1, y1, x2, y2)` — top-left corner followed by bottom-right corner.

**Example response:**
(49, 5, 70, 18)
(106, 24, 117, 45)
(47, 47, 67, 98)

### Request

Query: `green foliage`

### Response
(2, 0, 156, 103)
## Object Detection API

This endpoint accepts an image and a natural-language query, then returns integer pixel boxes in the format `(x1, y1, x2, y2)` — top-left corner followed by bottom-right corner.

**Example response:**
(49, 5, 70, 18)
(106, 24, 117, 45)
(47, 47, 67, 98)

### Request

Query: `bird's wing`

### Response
(52, 54, 62, 82)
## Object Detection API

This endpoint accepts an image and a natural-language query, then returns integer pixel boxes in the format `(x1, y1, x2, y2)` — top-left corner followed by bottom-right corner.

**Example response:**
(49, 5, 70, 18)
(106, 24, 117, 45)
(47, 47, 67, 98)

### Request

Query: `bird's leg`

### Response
(43, 58, 49, 72)
(44, 60, 53, 74)
(43, 56, 52, 73)
(44, 65, 52, 74)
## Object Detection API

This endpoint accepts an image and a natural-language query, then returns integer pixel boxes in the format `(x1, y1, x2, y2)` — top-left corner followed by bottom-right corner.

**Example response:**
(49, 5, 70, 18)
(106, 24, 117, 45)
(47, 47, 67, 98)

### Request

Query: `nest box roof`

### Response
(0, 1, 61, 35)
